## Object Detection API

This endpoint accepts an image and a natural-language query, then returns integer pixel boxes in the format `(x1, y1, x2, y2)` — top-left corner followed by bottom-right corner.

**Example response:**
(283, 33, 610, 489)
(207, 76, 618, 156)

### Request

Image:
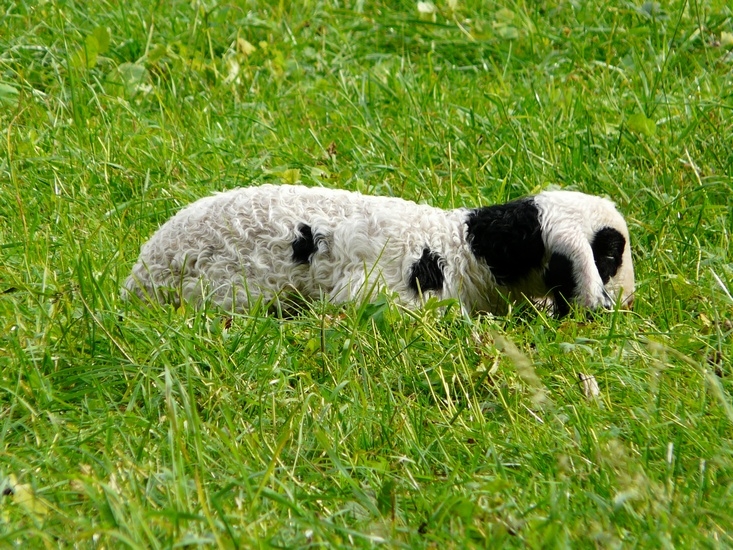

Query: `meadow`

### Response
(1, 0, 732, 547)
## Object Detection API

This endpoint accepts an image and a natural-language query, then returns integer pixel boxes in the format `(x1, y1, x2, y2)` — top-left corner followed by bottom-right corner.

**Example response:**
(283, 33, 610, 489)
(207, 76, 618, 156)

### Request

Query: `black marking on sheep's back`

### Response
(544, 252, 576, 317)
(465, 198, 545, 285)
(409, 248, 444, 294)
(292, 224, 316, 265)
(591, 227, 625, 284)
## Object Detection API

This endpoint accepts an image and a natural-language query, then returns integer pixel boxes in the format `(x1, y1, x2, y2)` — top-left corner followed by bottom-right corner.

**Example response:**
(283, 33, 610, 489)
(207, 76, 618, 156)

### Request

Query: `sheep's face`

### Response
(538, 190, 635, 315)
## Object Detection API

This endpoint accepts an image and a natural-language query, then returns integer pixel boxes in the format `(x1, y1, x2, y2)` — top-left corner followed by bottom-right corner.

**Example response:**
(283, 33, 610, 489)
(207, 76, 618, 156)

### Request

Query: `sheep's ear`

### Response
(591, 227, 626, 284)
(465, 198, 545, 285)
(543, 252, 576, 316)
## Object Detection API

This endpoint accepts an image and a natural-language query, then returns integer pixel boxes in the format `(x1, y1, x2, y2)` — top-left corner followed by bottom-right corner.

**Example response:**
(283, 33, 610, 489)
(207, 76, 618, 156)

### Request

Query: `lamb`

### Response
(123, 184, 634, 316)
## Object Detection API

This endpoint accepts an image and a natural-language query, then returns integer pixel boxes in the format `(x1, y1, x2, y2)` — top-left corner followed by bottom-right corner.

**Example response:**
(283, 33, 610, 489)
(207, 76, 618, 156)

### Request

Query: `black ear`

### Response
(544, 252, 576, 316)
(591, 227, 625, 284)
(465, 198, 545, 285)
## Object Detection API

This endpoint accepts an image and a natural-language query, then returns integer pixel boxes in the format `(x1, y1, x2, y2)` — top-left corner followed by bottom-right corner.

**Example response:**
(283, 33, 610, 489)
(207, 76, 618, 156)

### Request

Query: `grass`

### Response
(1, 0, 732, 546)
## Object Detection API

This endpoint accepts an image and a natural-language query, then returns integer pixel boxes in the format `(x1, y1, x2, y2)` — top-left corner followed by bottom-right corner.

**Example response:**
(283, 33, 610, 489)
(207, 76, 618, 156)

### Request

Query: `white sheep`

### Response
(124, 184, 634, 315)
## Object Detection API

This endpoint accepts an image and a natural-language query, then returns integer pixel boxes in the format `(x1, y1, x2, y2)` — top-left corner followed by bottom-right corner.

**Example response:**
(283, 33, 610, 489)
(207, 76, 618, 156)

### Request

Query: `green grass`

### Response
(1, 0, 732, 546)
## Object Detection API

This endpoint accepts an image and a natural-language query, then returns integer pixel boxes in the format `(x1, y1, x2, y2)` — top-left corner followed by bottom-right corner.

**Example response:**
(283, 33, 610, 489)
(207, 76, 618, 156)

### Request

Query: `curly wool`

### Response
(124, 184, 635, 315)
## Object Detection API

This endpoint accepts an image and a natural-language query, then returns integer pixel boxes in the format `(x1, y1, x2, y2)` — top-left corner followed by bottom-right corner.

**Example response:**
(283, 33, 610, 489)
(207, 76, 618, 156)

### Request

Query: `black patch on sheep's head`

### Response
(292, 224, 316, 265)
(591, 227, 626, 284)
(543, 252, 577, 317)
(409, 248, 444, 294)
(466, 198, 545, 285)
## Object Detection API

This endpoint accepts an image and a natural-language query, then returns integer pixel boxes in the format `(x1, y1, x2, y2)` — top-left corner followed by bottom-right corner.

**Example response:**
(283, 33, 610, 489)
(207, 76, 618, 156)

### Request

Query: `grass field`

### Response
(2, 0, 733, 547)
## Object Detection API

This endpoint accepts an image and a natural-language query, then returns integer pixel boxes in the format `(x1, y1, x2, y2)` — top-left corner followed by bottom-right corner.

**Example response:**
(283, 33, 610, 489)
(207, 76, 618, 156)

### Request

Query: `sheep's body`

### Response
(124, 184, 635, 315)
